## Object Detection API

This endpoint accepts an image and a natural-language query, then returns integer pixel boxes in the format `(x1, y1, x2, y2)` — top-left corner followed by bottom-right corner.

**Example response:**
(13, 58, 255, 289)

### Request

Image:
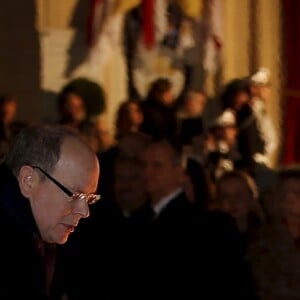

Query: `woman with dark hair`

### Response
(57, 91, 87, 130)
(220, 78, 251, 111)
(57, 77, 105, 120)
(139, 77, 178, 142)
(115, 99, 144, 140)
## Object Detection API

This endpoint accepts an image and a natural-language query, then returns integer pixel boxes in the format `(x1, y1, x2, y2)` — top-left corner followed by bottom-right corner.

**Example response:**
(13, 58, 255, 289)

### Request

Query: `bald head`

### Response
(56, 136, 100, 190)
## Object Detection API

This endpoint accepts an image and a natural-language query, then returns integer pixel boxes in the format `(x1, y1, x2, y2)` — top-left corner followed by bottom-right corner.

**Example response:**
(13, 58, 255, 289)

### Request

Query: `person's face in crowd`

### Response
(2, 98, 17, 124)
(19, 137, 100, 244)
(185, 92, 207, 116)
(161, 87, 175, 106)
(234, 91, 250, 111)
(218, 177, 252, 222)
(64, 92, 86, 122)
(259, 85, 271, 101)
(114, 159, 146, 214)
(250, 84, 271, 102)
(126, 102, 144, 127)
(221, 126, 238, 146)
(140, 143, 183, 203)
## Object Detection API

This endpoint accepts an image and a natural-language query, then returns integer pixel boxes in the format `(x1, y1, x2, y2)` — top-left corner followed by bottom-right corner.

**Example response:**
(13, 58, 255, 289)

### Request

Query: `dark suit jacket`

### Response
(0, 163, 53, 300)
(130, 191, 258, 300)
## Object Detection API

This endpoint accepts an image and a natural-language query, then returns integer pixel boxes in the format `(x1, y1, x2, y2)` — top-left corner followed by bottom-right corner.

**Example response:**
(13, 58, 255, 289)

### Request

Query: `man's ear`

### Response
(18, 165, 37, 197)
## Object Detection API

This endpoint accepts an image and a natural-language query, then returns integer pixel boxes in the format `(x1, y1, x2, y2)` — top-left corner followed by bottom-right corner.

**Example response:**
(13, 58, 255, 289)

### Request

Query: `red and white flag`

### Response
(87, 0, 105, 47)
(203, 0, 223, 73)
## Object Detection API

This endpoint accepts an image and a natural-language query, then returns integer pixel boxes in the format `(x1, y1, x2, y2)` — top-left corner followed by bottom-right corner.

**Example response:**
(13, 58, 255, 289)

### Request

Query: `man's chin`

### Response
(55, 231, 72, 245)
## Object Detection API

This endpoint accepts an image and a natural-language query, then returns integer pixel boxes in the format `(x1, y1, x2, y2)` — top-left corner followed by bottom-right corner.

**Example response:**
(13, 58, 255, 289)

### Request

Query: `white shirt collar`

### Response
(152, 188, 183, 216)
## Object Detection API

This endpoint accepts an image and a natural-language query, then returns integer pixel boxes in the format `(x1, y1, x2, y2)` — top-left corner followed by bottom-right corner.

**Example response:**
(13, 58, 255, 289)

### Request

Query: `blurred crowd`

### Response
(1, 68, 300, 300)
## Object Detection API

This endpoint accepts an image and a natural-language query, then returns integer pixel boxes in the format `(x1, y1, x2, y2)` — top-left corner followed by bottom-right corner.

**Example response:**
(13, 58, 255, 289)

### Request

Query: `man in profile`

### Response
(0, 123, 100, 299)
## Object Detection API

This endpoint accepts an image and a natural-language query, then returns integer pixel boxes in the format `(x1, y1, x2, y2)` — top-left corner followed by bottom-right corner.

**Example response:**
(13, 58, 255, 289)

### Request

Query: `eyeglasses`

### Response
(31, 165, 101, 205)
